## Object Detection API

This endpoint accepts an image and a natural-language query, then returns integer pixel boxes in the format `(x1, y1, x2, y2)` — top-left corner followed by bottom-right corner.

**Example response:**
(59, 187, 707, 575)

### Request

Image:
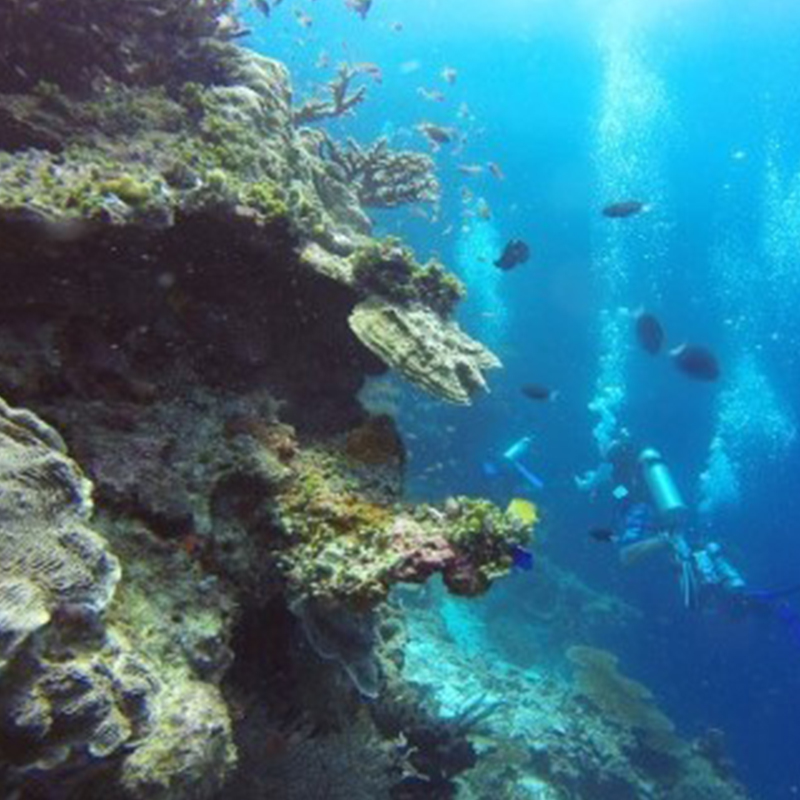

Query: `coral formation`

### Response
(351, 238, 464, 315)
(0, 0, 242, 94)
(293, 63, 371, 125)
(349, 301, 500, 405)
(0, 39, 496, 403)
(0, 397, 120, 668)
(0, 397, 236, 799)
(0, 1, 757, 799)
(320, 135, 441, 209)
(402, 595, 751, 800)
(567, 644, 680, 755)
(275, 445, 529, 609)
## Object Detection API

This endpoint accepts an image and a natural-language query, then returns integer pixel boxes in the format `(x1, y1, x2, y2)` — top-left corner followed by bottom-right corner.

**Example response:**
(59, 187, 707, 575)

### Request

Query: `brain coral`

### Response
(0, 396, 121, 669)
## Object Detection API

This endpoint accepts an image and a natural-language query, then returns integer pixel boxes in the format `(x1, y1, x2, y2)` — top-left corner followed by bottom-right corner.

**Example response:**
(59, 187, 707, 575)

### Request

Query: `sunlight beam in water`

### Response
(455, 219, 510, 349)
(588, 15, 672, 457)
(699, 355, 796, 516)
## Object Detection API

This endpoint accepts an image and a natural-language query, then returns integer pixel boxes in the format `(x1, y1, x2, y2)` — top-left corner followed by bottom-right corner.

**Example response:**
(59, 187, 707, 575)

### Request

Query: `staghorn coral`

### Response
(0, 46, 498, 405)
(319, 134, 441, 209)
(293, 63, 370, 126)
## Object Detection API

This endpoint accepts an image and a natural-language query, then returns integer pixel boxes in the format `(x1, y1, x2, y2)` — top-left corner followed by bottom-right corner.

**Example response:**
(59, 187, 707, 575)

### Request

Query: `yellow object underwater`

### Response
(506, 498, 539, 527)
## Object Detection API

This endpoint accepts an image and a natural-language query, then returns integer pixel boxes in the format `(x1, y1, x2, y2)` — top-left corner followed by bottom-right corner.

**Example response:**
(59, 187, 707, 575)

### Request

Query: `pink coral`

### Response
(388, 517, 457, 584)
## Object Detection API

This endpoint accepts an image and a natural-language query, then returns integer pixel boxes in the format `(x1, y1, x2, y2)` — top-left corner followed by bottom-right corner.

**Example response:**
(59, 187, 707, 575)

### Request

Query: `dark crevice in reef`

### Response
(0, 212, 385, 437)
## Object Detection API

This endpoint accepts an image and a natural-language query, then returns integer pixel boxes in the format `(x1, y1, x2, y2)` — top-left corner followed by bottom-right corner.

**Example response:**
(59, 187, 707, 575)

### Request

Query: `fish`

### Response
(418, 87, 446, 102)
(294, 8, 313, 27)
(400, 60, 421, 75)
(345, 0, 372, 19)
(510, 545, 534, 571)
(588, 527, 616, 543)
(507, 498, 539, 527)
(355, 62, 383, 83)
(602, 200, 647, 218)
(494, 239, 530, 271)
(634, 309, 664, 355)
(441, 66, 458, 85)
(390, 21, 404, 32)
(521, 383, 557, 402)
(417, 123, 455, 150)
(669, 343, 721, 382)
(476, 199, 492, 220)
(457, 163, 484, 176)
(488, 162, 505, 180)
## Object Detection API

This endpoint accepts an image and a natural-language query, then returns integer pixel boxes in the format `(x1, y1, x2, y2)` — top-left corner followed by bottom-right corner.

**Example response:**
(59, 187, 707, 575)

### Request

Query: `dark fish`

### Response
(346, 0, 373, 19)
(417, 123, 455, 149)
(510, 544, 534, 571)
(602, 200, 647, 218)
(521, 383, 556, 402)
(669, 343, 721, 382)
(634, 309, 664, 355)
(589, 527, 616, 543)
(494, 239, 530, 271)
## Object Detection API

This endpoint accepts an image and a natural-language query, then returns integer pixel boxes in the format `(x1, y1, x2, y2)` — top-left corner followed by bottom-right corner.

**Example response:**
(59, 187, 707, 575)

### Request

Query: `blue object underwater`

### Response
(510, 545, 534, 571)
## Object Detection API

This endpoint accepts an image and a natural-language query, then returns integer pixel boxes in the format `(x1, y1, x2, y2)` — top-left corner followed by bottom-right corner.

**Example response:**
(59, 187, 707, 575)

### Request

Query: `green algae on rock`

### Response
(275, 446, 530, 609)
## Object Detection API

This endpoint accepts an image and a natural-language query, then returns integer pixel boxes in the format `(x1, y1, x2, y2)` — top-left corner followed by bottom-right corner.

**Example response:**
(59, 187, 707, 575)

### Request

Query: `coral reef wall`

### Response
(0, 2, 754, 799)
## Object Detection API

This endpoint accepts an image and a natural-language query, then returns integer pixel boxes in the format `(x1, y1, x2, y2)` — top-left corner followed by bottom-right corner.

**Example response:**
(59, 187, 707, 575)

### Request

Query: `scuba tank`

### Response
(638, 448, 688, 529)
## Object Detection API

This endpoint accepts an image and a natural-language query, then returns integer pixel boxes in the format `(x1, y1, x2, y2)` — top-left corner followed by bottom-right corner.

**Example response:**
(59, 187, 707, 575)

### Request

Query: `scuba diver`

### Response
(595, 445, 800, 645)
(482, 434, 545, 494)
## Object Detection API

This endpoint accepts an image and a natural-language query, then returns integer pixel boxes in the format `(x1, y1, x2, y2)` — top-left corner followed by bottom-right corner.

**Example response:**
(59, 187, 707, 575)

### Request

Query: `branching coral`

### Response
(319, 134, 440, 209)
(294, 63, 370, 125)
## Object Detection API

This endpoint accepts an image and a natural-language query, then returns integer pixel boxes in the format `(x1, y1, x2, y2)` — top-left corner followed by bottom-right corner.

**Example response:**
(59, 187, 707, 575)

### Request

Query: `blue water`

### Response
(248, 2, 800, 797)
